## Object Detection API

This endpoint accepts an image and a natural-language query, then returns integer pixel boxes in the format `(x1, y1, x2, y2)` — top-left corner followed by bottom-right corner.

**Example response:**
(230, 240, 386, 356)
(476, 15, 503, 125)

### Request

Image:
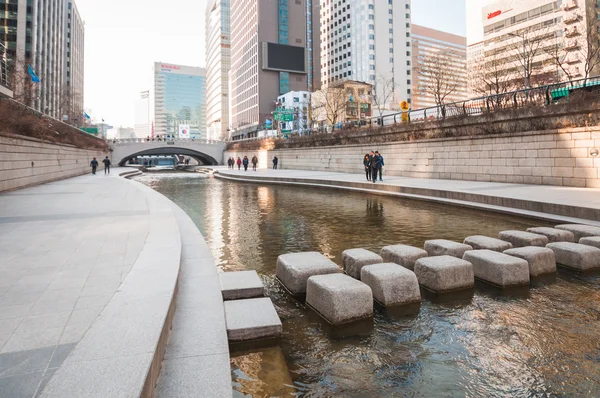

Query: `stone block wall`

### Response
(224, 127, 600, 188)
(0, 134, 109, 192)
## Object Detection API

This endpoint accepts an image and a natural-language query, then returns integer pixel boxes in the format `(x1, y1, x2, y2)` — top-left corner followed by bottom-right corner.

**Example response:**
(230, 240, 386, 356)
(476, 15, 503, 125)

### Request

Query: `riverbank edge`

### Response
(41, 169, 231, 397)
(214, 170, 600, 226)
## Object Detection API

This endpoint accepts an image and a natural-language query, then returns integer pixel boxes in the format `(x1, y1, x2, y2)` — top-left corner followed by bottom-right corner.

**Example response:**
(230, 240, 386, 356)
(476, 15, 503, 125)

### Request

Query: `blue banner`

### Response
(27, 64, 40, 83)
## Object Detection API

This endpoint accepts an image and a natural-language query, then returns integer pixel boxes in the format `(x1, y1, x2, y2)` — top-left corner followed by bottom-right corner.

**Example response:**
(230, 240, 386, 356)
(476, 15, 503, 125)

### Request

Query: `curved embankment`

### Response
(214, 168, 600, 226)
(41, 169, 230, 397)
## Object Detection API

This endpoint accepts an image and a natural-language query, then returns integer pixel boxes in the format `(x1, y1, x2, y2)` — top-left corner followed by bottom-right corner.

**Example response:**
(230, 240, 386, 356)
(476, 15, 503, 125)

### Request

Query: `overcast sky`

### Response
(76, 0, 467, 130)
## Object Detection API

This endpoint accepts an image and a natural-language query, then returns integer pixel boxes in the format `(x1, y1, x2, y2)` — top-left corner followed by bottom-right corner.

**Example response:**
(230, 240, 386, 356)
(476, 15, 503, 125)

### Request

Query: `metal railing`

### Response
(110, 137, 224, 145)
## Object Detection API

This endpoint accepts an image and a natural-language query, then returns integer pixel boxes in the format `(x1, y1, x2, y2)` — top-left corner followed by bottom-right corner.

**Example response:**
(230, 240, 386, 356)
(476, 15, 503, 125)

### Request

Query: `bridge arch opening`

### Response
(117, 147, 220, 167)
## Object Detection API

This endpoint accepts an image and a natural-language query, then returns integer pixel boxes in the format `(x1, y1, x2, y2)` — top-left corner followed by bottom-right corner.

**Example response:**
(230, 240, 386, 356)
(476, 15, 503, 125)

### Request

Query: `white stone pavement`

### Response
(0, 168, 230, 397)
(215, 167, 600, 225)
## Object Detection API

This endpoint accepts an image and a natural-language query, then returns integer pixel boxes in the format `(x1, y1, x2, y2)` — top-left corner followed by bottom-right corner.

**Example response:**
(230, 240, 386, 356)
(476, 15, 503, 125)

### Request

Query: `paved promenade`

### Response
(215, 168, 600, 225)
(0, 169, 231, 397)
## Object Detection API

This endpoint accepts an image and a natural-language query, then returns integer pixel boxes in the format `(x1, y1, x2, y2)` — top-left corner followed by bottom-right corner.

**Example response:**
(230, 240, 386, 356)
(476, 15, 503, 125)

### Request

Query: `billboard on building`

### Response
(178, 124, 190, 138)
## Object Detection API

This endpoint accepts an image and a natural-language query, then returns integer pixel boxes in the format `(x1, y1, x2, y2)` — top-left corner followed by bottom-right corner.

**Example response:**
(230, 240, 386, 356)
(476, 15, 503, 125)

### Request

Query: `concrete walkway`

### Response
(215, 168, 600, 225)
(0, 168, 230, 397)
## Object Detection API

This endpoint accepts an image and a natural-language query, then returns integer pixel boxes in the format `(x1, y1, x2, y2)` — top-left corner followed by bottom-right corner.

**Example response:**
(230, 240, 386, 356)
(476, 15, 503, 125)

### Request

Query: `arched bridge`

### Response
(109, 138, 226, 166)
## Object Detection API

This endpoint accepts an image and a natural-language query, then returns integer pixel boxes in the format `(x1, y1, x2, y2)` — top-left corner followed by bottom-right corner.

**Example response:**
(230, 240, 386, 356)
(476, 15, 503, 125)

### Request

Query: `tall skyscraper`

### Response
(411, 24, 467, 109)
(134, 90, 150, 139)
(205, 0, 231, 141)
(151, 62, 206, 139)
(62, 0, 85, 124)
(0, 0, 84, 120)
(229, 0, 320, 140)
(319, 0, 412, 108)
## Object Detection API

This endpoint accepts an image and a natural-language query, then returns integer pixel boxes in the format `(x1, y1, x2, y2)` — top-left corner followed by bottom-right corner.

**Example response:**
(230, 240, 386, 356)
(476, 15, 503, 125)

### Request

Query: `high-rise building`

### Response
(62, 0, 84, 124)
(411, 24, 468, 109)
(205, 0, 231, 141)
(134, 90, 150, 139)
(319, 0, 412, 109)
(0, 0, 84, 120)
(151, 62, 206, 139)
(229, 0, 320, 140)
(470, 0, 600, 93)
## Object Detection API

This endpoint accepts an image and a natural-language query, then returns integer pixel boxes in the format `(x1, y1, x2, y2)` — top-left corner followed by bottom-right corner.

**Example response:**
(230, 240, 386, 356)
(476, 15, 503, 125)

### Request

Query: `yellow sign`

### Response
(400, 100, 410, 112)
(401, 113, 409, 123)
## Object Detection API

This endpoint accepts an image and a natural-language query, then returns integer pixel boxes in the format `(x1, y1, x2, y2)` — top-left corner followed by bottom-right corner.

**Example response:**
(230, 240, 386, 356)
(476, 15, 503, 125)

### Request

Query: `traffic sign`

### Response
(400, 100, 410, 112)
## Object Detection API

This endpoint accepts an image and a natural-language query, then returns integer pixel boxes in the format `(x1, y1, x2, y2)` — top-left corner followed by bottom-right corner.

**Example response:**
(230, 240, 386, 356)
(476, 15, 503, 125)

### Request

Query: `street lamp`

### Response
(508, 32, 528, 89)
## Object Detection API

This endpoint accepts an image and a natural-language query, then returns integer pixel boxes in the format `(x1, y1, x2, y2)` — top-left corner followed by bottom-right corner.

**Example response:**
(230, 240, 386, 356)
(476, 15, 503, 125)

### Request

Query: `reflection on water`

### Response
(136, 173, 600, 397)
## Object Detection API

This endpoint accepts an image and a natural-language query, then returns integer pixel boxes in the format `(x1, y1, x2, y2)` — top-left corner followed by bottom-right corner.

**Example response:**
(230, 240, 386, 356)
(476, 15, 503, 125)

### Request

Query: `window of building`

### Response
(369, 24, 374, 30)
(369, 54, 375, 60)
(389, 38, 393, 43)
(389, 57, 393, 63)
(407, 70, 411, 75)
(370, 74, 376, 80)
(405, 4, 410, 9)
(369, 14, 374, 19)
(406, 13, 410, 18)
(407, 79, 411, 84)
(389, 28, 393, 34)
(369, 34, 375, 39)
(370, 65, 375, 70)
(368, 4, 374, 9)
(389, 18, 393, 24)
(406, 41, 410, 47)
(369, 44, 375, 50)
(406, 32, 410, 37)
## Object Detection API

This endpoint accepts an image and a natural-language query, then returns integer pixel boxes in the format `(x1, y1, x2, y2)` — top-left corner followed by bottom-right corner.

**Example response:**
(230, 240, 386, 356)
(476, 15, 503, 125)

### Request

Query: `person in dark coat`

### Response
(375, 151, 384, 181)
(371, 152, 382, 183)
(102, 156, 111, 174)
(242, 156, 249, 171)
(363, 153, 371, 181)
(90, 158, 98, 175)
(236, 157, 242, 170)
(251, 155, 258, 171)
(273, 156, 279, 169)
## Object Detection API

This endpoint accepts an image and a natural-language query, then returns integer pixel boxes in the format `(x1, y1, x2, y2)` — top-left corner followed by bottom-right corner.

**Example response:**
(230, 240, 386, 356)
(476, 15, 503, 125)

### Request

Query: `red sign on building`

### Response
(487, 10, 502, 19)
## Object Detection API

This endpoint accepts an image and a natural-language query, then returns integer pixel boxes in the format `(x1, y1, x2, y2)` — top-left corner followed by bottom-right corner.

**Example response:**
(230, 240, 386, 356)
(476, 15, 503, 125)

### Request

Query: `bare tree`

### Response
(472, 52, 517, 98)
(372, 74, 396, 119)
(6, 56, 37, 107)
(58, 86, 84, 126)
(416, 49, 462, 116)
(508, 27, 556, 88)
(311, 86, 347, 132)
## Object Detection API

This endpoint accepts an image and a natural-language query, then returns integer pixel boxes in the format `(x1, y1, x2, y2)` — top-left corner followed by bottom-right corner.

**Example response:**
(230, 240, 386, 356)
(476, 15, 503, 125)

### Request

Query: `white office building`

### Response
(62, 0, 84, 123)
(319, 0, 412, 108)
(205, 0, 231, 141)
(134, 90, 150, 139)
(276, 90, 311, 135)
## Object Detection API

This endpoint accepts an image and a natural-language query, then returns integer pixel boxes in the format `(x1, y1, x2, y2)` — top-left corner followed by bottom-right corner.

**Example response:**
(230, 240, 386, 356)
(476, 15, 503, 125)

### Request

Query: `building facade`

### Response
(228, 0, 320, 140)
(0, 0, 84, 120)
(471, 0, 600, 93)
(319, 0, 412, 109)
(275, 90, 311, 135)
(205, 0, 231, 141)
(411, 24, 468, 109)
(312, 79, 372, 127)
(134, 90, 150, 139)
(62, 0, 84, 124)
(152, 62, 206, 139)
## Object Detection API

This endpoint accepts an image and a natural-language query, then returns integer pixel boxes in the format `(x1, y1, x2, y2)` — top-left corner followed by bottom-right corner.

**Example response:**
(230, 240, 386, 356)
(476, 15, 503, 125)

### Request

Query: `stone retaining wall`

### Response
(224, 127, 600, 188)
(0, 134, 109, 192)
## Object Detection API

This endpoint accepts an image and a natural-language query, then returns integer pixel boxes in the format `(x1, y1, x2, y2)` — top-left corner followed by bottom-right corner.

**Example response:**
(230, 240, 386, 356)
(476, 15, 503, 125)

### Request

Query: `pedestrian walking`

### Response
(228, 157, 233, 169)
(273, 156, 279, 170)
(251, 155, 258, 171)
(363, 153, 371, 181)
(102, 156, 111, 174)
(375, 151, 384, 181)
(237, 157, 242, 170)
(243, 156, 249, 171)
(90, 158, 98, 175)
(371, 152, 382, 184)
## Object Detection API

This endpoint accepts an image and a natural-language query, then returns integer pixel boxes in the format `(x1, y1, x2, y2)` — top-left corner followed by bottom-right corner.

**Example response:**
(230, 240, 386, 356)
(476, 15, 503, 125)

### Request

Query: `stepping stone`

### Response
(504, 247, 556, 276)
(526, 227, 574, 243)
(555, 224, 600, 242)
(463, 235, 512, 252)
(360, 263, 421, 306)
(414, 255, 474, 293)
(224, 297, 282, 341)
(276, 252, 340, 295)
(342, 248, 383, 280)
(579, 236, 600, 249)
(463, 250, 530, 287)
(380, 244, 428, 270)
(546, 242, 600, 271)
(498, 230, 548, 248)
(306, 274, 373, 325)
(219, 270, 264, 300)
(424, 239, 473, 258)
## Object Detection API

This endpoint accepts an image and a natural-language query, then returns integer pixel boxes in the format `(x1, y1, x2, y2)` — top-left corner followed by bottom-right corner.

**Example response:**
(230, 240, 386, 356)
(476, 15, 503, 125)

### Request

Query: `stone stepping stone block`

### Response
(380, 244, 428, 270)
(224, 297, 282, 342)
(503, 247, 556, 276)
(463, 250, 530, 287)
(276, 252, 340, 295)
(579, 236, 600, 249)
(424, 239, 473, 258)
(463, 235, 513, 252)
(414, 255, 474, 293)
(306, 273, 373, 325)
(526, 227, 574, 243)
(342, 248, 383, 280)
(555, 224, 600, 242)
(546, 242, 600, 271)
(360, 263, 421, 306)
(498, 230, 549, 248)
(219, 270, 265, 300)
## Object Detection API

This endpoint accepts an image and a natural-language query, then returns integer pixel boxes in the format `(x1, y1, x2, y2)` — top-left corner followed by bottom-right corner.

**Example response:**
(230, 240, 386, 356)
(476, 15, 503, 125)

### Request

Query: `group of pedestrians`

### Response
(226, 155, 279, 171)
(363, 151, 384, 183)
(90, 156, 111, 175)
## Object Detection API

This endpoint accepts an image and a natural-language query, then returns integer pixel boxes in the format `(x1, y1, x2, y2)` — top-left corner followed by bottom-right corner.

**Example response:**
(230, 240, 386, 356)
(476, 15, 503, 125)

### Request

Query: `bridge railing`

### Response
(110, 137, 224, 145)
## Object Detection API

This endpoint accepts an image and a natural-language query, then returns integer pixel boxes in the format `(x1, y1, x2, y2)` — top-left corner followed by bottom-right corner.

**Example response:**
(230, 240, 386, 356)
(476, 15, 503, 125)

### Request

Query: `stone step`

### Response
(224, 297, 283, 342)
(546, 242, 600, 271)
(219, 270, 265, 300)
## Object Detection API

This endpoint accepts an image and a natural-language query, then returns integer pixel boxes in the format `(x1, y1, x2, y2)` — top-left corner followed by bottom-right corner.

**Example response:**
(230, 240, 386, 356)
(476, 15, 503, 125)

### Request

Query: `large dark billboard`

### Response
(262, 43, 307, 74)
